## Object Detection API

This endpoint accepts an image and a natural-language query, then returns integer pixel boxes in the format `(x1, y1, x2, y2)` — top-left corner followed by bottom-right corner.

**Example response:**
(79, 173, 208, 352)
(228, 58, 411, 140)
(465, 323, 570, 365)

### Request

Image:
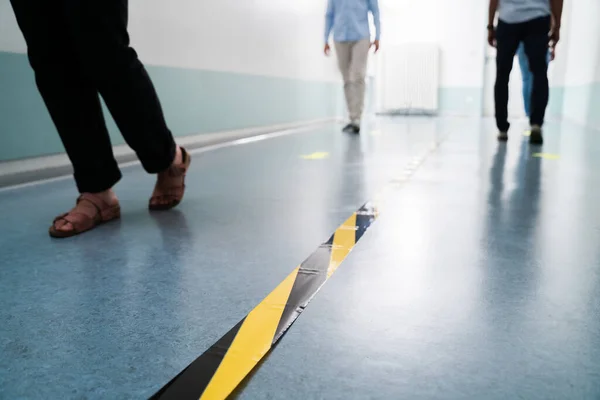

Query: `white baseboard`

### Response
(0, 117, 341, 189)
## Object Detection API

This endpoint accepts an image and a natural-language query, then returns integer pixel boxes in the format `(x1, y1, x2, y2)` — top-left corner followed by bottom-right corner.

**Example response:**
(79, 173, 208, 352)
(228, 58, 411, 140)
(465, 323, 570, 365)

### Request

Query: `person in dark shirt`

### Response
(488, 0, 563, 144)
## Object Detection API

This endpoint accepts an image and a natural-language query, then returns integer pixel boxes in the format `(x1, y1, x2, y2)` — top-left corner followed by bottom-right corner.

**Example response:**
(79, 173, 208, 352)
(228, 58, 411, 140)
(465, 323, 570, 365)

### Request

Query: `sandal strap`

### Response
(77, 193, 108, 213)
(54, 211, 96, 230)
(163, 147, 191, 178)
(149, 147, 191, 209)
(53, 212, 69, 224)
(53, 194, 114, 230)
(151, 194, 179, 201)
(154, 183, 186, 194)
(63, 211, 99, 225)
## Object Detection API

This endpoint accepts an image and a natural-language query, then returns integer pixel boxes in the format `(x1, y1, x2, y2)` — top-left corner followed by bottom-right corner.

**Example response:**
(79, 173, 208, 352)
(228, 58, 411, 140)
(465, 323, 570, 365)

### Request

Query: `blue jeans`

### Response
(517, 43, 550, 117)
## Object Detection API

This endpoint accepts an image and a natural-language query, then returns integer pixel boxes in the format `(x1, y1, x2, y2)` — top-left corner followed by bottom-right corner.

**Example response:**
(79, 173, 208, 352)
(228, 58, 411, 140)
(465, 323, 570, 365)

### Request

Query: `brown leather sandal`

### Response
(149, 147, 192, 211)
(49, 193, 121, 238)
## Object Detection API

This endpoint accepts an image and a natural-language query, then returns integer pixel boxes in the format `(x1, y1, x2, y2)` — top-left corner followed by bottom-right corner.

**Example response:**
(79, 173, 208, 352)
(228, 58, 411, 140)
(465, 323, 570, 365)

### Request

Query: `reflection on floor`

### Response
(0, 117, 599, 399)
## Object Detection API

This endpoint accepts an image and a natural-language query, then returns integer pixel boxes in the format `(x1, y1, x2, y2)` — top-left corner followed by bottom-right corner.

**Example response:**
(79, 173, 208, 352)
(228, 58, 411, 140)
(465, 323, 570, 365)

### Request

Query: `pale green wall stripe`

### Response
(548, 87, 565, 117)
(562, 83, 600, 130)
(438, 87, 483, 116)
(0, 51, 342, 161)
(588, 83, 600, 129)
(437, 86, 568, 118)
(3, 49, 597, 163)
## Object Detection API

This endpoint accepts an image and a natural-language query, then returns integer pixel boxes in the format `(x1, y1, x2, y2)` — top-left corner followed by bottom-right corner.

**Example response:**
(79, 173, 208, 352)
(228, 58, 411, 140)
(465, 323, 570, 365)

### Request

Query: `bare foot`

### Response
(53, 190, 119, 233)
(149, 146, 191, 210)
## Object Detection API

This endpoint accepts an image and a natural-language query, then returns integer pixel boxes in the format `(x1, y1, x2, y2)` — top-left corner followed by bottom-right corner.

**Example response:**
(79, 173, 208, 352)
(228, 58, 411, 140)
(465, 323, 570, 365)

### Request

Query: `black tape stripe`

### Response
(150, 206, 378, 400)
(148, 138, 445, 399)
(150, 318, 246, 399)
(273, 242, 333, 342)
(355, 203, 377, 242)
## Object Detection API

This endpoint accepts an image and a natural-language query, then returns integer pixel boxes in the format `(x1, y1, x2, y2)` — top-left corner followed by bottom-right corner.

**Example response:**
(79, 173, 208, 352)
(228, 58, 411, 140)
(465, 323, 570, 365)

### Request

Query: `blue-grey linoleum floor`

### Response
(1, 117, 599, 399)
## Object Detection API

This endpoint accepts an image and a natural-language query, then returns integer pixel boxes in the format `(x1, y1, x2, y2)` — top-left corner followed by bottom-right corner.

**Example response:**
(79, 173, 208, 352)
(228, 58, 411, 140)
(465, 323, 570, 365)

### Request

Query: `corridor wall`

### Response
(559, 0, 600, 129)
(0, 0, 343, 161)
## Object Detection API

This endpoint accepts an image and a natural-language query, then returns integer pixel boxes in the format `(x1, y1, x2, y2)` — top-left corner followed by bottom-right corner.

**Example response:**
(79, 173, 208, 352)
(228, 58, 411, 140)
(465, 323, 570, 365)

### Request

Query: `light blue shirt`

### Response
(498, 0, 551, 24)
(325, 0, 381, 43)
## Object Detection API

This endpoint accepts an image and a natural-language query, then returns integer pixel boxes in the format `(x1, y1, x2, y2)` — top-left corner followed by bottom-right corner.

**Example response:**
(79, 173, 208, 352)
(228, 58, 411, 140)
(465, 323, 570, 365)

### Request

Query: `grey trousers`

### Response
(334, 39, 370, 123)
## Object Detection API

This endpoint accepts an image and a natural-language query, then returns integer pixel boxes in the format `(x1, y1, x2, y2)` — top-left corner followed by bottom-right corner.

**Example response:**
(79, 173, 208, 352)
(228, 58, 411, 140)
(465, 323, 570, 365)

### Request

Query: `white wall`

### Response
(561, 0, 600, 87)
(547, 0, 573, 88)
(0, 1, 25, 52)
(596, 53, 600, 83)
(559, 0, 600, 127)
(0, 0, 346, 162)
(379, 0, 487, 89)
(377, 0, 600, 120)
(0, 0, 340, 83)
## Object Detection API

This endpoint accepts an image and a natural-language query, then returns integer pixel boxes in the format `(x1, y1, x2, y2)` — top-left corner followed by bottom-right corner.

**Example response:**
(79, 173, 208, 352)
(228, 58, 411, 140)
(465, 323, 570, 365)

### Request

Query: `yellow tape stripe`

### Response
(327, 213, 358, 278)
(152, 138, 447, 400)
(199, 267, 300, 400)
(532, 152, 560, 160)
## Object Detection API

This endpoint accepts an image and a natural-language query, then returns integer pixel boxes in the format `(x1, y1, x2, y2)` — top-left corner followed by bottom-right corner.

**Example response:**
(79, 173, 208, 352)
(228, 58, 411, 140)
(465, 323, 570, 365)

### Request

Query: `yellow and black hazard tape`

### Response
(150, 138, 445, 400)
(150, 204, 377, 400)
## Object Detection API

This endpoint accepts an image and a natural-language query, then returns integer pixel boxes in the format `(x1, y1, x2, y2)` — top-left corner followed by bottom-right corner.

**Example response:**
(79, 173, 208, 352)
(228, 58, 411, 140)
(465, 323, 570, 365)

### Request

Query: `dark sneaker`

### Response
(529, 125, 543, 144)
(342, 123, 360, 134)
(342, 123, 354, 132)
(497, 131, 508, 141)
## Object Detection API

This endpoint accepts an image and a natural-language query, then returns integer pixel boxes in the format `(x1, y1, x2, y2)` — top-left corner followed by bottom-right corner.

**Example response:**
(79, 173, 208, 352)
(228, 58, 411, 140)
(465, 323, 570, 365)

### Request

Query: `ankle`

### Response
(173, 146, 183, 166)
(85, 189, 118, 205)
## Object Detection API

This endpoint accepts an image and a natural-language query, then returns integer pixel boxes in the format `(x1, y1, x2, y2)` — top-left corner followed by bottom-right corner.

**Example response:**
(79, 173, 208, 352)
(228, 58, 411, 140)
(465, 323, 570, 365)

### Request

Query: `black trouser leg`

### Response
(494, 20, 522, 133)
(523, 16, 551, 127)
(10, 0, 122, 193)
(10, 0, 176, 193)
(63, 0, 176, 174)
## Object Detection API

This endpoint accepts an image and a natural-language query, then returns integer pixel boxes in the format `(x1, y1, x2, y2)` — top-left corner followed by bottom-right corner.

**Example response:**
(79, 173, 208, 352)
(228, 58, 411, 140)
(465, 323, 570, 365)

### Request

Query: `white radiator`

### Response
(375, 43, 440, 115)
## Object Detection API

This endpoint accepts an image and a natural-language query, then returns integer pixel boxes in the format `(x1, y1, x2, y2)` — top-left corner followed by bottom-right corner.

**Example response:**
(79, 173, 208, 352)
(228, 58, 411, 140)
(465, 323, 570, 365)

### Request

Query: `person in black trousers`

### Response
(10, 0, 192, 238)
(487, 0, 563, 144)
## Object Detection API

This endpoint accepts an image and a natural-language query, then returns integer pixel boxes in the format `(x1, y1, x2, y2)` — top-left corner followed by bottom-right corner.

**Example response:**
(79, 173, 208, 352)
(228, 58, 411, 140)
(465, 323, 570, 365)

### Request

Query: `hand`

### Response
(487, 27, 496, 47)
(324, 43, 331, 56)
(550, 45, 556, 61)
(371, 40, 380, 53)
(550, 26, 560, 46)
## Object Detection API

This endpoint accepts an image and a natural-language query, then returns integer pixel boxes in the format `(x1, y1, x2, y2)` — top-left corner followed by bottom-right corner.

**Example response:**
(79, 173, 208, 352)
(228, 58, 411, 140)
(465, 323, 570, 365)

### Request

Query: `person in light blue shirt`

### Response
(324, 0, 381, 134)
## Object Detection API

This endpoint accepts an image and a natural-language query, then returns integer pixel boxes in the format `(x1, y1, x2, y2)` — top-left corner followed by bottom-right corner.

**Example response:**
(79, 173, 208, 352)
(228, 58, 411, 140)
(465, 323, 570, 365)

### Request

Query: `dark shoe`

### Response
(349, 124, 360, 134)
(529, 125, 543, 145)
(342, 123, 354, 132)
(497, 131, 508, 141)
